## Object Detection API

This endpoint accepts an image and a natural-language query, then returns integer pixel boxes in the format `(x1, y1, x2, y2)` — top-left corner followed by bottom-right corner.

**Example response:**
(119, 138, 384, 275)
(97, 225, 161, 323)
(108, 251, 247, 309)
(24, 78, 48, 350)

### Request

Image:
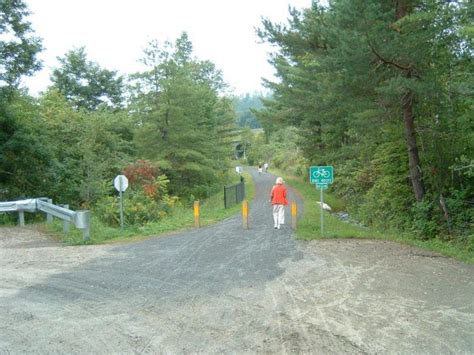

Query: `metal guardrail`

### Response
(0, 199, 37, 212)
(0, 198, 90, 240)
(224, 180, 245, 209)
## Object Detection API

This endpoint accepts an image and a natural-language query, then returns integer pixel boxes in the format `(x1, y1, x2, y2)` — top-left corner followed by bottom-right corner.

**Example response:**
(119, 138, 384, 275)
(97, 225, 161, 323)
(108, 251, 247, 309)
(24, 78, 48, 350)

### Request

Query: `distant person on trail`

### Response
(258, 163, 263, 175)
(270, 177, 288, 229)
(264, 162, 269, 173)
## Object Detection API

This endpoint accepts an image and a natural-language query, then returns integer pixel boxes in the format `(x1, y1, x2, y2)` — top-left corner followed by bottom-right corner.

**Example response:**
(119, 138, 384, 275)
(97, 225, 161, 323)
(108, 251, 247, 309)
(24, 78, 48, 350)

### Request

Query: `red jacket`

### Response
(271, 184, 288, 205)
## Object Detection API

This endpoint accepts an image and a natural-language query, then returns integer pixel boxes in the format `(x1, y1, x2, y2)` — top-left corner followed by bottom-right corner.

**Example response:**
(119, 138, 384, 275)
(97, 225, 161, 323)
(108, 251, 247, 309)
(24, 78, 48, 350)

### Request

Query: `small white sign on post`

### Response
(114, 175, 129, 192)
(114, 175, 128, 230)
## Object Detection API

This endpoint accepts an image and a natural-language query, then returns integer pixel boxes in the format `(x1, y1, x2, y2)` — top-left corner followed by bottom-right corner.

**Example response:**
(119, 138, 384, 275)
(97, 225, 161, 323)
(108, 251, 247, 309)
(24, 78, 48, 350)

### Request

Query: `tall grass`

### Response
(281, 172, 384, 240)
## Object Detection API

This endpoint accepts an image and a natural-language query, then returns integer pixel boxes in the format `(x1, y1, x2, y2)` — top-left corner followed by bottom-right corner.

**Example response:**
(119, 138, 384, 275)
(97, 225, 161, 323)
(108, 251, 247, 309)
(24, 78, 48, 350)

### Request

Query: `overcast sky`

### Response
(22, 0, 312, 96)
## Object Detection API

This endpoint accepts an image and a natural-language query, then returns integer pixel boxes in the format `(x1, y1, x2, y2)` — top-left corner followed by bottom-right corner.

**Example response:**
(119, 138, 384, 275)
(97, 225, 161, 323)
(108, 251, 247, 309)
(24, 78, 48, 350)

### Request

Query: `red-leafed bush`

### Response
(123, 159, 159, 186)
(122, 160, 167, 201)
(95, 160, 178, 226)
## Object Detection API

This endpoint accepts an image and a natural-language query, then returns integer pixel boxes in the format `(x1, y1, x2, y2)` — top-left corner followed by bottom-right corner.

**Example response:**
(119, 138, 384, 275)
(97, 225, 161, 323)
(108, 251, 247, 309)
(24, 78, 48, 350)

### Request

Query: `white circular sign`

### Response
(114, 175, 129, 192)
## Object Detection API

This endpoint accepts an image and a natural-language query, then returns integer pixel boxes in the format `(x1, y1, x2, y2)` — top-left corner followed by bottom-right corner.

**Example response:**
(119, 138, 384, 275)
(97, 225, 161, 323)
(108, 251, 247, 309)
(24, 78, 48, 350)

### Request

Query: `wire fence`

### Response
(224, 179, 245, 208)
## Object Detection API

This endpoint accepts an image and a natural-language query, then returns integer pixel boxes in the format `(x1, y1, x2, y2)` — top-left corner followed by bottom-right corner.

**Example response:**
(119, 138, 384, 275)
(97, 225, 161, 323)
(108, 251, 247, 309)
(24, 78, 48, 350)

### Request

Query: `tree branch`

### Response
(367, 40, 412, 72)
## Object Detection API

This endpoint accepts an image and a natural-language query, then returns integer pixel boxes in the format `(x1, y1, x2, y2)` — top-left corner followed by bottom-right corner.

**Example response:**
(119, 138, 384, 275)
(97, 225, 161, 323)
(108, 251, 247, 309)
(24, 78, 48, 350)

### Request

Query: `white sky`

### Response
(22, 0, 312, 96)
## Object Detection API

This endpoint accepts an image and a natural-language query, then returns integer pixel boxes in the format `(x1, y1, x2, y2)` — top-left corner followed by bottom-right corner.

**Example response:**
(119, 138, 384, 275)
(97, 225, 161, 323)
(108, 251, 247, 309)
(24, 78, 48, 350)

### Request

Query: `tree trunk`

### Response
(394, 0, 409, 19)
(395, 0, 424, 202)
(402, 91, 424, 202)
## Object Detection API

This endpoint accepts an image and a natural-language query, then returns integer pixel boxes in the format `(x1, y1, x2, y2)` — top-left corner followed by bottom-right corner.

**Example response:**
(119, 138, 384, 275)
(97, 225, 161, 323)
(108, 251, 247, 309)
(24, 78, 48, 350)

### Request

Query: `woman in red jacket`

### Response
(270, 177, 288, 229)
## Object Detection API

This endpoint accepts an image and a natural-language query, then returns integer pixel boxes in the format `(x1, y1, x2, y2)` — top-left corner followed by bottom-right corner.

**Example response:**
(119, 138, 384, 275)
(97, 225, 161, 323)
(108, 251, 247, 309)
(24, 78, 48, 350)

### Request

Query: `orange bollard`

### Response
(242, 200, 249, 229)
(291, 201, 297, 230)
(194, 201, 200, 228)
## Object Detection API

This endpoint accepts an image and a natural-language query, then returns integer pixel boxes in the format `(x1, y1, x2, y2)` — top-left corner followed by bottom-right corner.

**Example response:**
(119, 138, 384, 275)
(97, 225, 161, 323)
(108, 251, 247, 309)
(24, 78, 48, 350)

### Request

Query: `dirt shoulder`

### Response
(1, 228, 473, 353)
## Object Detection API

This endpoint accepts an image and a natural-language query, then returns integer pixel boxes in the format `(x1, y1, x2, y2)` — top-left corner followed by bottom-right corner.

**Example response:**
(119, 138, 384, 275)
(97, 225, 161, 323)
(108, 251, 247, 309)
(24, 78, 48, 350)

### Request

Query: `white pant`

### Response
(273, 204, 285, 227)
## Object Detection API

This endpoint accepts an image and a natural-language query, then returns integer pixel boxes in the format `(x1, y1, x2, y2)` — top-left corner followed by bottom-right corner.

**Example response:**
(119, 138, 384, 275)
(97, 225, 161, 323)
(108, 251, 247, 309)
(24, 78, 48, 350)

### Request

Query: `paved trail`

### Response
(1, 168, 473, 353)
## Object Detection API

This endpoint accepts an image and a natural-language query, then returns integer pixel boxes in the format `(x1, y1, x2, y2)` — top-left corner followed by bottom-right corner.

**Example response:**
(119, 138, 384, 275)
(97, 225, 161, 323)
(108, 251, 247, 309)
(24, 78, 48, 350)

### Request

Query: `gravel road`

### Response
(1, 167, 473, 353)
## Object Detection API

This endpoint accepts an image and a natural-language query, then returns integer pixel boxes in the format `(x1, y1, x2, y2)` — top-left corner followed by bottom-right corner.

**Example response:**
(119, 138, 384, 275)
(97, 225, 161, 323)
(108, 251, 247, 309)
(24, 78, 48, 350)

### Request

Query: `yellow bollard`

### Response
(194, 201, 200, 228)
(242, 200, 249, 229)
(291, 201, 297, 230)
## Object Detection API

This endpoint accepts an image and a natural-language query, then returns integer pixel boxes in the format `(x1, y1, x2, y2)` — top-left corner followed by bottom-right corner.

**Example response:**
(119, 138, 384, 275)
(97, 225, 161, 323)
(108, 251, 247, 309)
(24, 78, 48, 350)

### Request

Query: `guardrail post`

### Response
(291, 202, 297, 230)
(242, 200, 249, 229)
(75, 210, 91, 241)
(18, 210, 25, 226)
(62, 204, 70, 233)
(46, 198, 53, 223)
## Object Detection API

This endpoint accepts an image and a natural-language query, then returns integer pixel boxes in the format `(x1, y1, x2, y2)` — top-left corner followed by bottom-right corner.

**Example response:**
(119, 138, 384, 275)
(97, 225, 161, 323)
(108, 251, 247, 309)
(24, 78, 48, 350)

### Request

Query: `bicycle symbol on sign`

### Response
(313, 168, 330, 178)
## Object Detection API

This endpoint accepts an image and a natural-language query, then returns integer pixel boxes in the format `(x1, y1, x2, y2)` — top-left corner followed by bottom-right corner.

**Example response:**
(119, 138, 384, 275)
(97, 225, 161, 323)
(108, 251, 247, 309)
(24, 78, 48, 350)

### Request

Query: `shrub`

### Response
(94, 188, 178, 227)
(410, 198, 442, 239)
(94, 160, 178, 226)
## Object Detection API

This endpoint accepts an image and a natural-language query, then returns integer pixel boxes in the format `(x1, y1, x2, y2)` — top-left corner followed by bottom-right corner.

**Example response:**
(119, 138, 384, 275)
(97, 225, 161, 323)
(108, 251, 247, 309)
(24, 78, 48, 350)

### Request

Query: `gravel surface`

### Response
(1, 167, 473, 353)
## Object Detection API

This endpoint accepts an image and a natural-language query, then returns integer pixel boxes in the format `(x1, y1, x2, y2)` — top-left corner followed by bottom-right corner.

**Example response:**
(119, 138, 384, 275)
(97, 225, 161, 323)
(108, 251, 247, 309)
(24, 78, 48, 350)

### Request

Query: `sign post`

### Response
(114, 175, 129, 231)
(309, 166, 334, 237)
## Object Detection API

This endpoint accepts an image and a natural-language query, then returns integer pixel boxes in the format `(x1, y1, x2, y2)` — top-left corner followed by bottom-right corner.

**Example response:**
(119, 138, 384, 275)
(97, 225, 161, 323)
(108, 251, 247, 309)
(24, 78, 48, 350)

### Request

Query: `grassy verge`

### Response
(275, 169, 473, 263)
(44, 171, 255, 245)
(280, 171, 385, 240)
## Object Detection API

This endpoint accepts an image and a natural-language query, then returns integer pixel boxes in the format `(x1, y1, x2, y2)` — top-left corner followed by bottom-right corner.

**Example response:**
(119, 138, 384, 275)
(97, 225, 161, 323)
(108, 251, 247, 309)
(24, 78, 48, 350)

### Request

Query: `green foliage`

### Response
(409, 198, 442, 239)
(94, 189, 175, 227)
(242, 126, 306, 177)
(36, 90, 133, 207)
(0, 1, 48, 199)
(50, 47, 124, 110)
(129, 33, 237, 199)
(0, 0, 42, 87)
(445, 189, 474, 236)
(233, 93, 263, 128)
(0, 92, 56, 199)
(257, 0, 473, 243)
(274, 171, 375, 239)
(94, 159, 177, 227)
(410, 189, 474, 242)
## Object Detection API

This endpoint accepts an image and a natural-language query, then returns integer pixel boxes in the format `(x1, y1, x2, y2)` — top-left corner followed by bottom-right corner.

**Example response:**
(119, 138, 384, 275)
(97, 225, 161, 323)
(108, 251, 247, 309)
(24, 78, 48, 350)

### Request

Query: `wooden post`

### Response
(194, 201, 200, 228)
(291, 202, 297, 230)
(242, 200, 249, 229)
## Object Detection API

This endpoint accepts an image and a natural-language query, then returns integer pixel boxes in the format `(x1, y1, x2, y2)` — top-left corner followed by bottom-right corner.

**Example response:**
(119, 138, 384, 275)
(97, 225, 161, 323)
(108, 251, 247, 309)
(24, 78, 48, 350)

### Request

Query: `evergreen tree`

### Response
(129, 33, 236, 199)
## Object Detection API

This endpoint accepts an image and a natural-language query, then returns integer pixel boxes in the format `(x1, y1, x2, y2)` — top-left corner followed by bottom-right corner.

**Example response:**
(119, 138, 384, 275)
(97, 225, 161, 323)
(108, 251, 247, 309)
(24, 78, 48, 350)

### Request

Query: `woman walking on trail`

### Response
(270, 177, 288, 229)
(258, 163, 263, 175)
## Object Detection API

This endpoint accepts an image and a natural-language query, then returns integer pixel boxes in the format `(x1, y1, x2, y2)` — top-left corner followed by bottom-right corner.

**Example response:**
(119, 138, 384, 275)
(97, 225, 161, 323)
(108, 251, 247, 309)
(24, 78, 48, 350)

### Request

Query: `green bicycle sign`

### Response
(309, 165, 334, 238)
(309, 166, 334, 186)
